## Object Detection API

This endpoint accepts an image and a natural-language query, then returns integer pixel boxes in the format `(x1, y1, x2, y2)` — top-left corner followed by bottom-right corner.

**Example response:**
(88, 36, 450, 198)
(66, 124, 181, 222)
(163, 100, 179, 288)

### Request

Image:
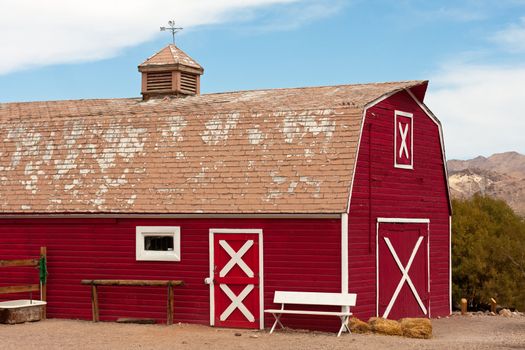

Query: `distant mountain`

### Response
(447, 152, 525, 217)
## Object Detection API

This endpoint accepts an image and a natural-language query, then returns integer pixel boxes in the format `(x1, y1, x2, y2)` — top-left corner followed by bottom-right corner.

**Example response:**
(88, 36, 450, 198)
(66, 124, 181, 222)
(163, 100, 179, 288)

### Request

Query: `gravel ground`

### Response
(0, 315, 524, 350)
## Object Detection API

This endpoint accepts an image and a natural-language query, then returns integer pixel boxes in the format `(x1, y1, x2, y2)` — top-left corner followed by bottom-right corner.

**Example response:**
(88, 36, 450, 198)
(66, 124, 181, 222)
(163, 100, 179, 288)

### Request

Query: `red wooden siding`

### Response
(0, 217, 341, 330)
(348, 90, 450, 319)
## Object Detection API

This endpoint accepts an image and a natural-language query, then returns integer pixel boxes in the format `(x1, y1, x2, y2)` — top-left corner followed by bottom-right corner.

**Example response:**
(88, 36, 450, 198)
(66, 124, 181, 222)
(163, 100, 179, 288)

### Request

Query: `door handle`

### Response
(204, 277, 213, 285)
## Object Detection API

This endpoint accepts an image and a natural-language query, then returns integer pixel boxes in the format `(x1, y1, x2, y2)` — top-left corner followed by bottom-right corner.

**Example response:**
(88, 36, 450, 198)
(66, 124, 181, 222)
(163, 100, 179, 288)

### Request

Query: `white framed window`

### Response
(136, 226, 181, 261)
(394, 110, 414, 170)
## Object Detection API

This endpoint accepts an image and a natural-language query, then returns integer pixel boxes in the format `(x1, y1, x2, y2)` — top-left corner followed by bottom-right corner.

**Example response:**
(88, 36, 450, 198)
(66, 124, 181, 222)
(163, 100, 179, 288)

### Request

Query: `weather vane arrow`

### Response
(160, 20, 183, 44)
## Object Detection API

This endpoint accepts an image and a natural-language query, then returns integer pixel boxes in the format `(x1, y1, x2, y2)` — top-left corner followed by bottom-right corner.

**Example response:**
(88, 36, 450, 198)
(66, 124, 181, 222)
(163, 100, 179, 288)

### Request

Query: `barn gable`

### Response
(346, 88, 452, 319)
(0, 81, 428, 214)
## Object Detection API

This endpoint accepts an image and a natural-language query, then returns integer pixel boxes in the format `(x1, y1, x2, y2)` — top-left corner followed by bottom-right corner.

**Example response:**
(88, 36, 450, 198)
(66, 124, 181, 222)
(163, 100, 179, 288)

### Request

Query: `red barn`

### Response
(0, 45, 451, 330)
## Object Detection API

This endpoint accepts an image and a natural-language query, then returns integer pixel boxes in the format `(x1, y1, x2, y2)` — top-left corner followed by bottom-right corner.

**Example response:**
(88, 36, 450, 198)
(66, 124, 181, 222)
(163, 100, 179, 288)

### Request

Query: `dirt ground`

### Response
(0, 314, 524, 350)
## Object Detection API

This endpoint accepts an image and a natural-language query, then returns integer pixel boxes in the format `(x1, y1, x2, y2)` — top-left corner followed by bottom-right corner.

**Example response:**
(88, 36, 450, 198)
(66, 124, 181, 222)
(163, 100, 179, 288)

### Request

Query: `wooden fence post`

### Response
(461, 298, 467, 315)
(167, 282, 174, 325)
(40, 246, 47, 320)
(491, 298, 497, 314)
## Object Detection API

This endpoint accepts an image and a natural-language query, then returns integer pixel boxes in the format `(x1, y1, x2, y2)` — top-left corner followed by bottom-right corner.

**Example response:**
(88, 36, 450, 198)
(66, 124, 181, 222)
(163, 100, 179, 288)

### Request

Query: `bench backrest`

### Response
(273, 291, 356, 307)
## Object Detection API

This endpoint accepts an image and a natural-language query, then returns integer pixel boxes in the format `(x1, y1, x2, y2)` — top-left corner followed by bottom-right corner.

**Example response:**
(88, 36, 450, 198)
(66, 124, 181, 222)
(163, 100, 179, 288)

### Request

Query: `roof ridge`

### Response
(0, 80, 427, 106)
(199, 80, 427, 96)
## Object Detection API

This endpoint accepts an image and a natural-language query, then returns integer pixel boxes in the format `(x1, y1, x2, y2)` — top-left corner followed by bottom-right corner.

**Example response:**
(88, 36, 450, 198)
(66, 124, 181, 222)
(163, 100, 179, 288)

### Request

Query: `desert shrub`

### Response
(452, 195, 525, 310)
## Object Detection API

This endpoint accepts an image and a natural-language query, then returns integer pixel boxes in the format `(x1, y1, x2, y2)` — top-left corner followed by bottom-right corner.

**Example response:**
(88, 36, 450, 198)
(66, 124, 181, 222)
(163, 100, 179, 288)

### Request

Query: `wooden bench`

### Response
(264, 291, 357, 337)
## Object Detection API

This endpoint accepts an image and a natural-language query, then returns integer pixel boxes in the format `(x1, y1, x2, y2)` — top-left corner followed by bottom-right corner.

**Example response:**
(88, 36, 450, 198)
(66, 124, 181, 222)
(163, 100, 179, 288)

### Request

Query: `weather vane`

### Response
(160, 20, 183, 44)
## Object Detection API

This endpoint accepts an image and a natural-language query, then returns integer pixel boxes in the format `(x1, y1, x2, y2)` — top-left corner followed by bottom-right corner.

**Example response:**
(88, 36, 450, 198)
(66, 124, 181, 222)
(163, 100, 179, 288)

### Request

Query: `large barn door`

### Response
(377, 221, 429, 320)
(209, 229, 263, 329)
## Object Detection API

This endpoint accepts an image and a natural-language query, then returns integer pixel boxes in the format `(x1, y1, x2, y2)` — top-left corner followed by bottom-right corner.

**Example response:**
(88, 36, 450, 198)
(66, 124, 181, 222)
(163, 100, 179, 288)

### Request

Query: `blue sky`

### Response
(0, 0, 524, 159)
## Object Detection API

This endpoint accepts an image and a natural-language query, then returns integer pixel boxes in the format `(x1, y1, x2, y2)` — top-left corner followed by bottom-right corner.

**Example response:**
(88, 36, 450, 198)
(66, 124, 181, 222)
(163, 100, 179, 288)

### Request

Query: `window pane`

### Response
(144, 236, 174, 251)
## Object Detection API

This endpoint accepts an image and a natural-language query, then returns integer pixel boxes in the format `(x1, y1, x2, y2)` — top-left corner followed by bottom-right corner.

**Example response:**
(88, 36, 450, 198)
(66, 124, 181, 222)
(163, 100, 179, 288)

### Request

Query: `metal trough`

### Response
(0, 300, 47, 324)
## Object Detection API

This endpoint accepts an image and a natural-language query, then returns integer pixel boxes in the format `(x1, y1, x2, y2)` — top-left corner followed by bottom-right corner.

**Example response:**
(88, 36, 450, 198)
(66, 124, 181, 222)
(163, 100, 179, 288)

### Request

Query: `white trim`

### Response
(375, 221, 379, 317)
(219, 240, 255, 278)
(208, 228, 264, 330)
(346, 107, 368, 213)
(428, 221, 431, 318)
(260, 231, 265, 329)
(405, 88, 452, 212)
(341, 213, 349, 294)
(394, 110, 414, 170)
(210, 228, 263, 234)
(219, 284, 255, 322)
(341, 213, 349, 313)
(135, 226, 181, 261)
(376, 218, 430, 318)
(377, 218, 430, 224)
(449, 215, 452, 315)
(209, 230, 215, 326)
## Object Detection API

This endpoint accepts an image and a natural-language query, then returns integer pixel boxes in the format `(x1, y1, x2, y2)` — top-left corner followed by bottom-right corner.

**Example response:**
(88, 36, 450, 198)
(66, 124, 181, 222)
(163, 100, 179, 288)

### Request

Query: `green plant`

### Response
(452, 195, 525, 310)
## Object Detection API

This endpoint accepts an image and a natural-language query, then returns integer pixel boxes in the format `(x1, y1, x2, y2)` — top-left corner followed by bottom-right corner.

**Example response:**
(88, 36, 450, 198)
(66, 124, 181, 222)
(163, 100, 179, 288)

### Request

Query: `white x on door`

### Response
(378, 222, 429, 320)
(209, 229, 263, 329)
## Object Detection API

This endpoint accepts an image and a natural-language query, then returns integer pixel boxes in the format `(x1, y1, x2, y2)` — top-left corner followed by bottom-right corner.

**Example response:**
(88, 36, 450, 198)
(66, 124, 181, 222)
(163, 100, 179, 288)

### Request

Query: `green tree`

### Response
(452, 195, 525, 310)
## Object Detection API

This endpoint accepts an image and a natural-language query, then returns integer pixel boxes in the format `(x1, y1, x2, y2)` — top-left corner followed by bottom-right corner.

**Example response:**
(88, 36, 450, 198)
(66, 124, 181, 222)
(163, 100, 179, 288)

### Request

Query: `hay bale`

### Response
(349, 317, 371, 334)
(368, 317, 403, 336)
(499, 309, 512, 317)
(399, 318, 432, 339)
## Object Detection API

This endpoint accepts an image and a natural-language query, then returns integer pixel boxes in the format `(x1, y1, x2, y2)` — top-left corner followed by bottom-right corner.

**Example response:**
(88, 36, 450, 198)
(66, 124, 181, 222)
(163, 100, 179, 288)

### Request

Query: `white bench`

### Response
(264, 291, 357, 337)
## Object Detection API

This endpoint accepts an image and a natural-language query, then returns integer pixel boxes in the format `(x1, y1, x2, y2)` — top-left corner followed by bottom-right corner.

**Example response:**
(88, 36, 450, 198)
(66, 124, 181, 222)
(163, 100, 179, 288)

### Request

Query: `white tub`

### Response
(0, 300, 46, 324)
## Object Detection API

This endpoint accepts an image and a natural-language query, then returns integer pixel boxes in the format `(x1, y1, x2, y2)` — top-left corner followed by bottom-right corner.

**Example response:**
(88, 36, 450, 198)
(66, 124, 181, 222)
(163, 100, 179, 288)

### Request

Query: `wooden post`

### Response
(461, 298, 467, 315)
(40, 247, 47, 320)
(167, 282, 174, 325)
(491, 298, 497, 314)
(91, 284, 99, 322)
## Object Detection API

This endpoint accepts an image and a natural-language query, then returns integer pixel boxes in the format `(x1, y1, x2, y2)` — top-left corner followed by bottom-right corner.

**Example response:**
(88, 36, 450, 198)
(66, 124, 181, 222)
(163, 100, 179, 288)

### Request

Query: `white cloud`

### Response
(415, 7, 487, 22)
(426, 65, 525, 159)
(491, 16, 525, 52)
(253, 0, 346, 31)
(0, 0, 303, 75)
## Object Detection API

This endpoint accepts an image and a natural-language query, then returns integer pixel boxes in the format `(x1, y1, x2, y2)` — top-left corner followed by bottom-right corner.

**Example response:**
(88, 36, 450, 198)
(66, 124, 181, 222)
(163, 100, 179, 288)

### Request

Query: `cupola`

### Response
(138, 44, 204, 100)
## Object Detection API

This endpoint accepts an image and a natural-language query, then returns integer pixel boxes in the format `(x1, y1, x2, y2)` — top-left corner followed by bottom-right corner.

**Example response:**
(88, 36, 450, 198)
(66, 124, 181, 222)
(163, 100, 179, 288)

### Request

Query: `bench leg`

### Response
(269, 313, 284, 334)
(337, 315, 351, 337)
(91, 284, 99, 322)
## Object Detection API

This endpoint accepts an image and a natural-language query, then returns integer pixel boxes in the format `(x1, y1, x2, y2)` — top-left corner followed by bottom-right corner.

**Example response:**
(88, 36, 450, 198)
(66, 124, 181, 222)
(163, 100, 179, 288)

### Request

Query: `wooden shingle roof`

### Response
(139, 44, 203, 70)
(0, 81, 426, 214)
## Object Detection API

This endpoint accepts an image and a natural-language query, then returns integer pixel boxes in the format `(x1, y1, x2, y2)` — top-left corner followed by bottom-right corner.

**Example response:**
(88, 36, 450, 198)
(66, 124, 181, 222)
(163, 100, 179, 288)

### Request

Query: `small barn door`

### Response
(377, 221, 429, 320)
(209, 229, 263, 329)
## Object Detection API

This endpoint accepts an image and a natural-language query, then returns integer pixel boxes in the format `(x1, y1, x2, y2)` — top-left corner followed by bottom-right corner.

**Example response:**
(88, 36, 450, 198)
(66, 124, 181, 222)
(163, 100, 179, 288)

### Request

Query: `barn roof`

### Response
(0, 80, 427, 214)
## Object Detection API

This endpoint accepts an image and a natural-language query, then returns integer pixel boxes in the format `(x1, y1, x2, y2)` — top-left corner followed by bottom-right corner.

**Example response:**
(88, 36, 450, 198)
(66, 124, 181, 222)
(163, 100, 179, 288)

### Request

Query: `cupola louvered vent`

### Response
(146, 72, 172, 92)
(139, 44, 203, 100)
(180, 72, 197, 95)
